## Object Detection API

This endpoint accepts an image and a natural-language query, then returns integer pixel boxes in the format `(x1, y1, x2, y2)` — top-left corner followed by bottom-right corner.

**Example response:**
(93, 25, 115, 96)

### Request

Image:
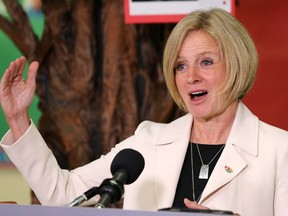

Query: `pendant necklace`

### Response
(190, 143, 202, 203)
(196, 144, 225, 179)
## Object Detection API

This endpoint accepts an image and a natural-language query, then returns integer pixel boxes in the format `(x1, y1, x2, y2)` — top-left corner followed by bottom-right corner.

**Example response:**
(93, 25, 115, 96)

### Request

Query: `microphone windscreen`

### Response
(110, 149, 145, 184)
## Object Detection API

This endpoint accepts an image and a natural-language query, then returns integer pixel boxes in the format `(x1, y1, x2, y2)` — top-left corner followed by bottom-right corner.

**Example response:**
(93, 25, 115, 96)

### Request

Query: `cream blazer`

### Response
(1, 102, 288, 216)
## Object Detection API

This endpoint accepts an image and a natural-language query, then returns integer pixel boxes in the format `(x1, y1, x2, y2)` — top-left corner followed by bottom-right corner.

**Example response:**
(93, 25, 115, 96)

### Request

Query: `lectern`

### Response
(0, 204, 233, 216)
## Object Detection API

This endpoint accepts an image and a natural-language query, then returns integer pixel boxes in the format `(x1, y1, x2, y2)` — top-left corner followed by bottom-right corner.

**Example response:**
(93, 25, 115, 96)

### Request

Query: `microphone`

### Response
(95, 148, 145, 208)
(67, 187, 99, 207)
(67, 148, 145, 207)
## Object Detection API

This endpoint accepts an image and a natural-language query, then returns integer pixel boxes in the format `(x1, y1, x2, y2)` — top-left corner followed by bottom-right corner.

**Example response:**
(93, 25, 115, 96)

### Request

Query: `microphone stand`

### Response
(94, 177, 124, 208)
(67, 148, 144, 208)
(67, 187, 100, 207)
(67, 176, 124, 208)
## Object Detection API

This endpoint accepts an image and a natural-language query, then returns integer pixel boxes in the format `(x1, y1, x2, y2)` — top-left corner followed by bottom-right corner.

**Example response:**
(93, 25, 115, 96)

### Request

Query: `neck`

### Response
(190, 101, 238, 144)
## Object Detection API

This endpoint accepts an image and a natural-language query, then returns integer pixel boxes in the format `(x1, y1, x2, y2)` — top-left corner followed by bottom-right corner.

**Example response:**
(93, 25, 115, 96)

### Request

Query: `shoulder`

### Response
(238, 102, 288, 142)
(133, 113, 192, 141)
(253, 120, 288, 167)
(258, 121, 288, 153)
(259, 120, 288, 140)
(135, 114, 190, 133)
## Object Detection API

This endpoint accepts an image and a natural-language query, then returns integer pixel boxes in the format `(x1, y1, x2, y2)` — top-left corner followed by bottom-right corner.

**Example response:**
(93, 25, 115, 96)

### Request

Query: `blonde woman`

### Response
(1, 8, 288, 216)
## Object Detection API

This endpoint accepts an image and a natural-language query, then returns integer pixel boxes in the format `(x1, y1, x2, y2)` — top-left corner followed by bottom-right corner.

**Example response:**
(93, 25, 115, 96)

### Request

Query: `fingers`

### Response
(27, 61, 39, 87)
(184, 198, 209, 210)
(13, 56, 27, 82)
(9, 56, 25, 78)
(184, 198, 238, 215)
(0, 63, 15, 91)
(18, 56, 27, 76)
(1, 57, 26, 86)
(0, 57, 39, 90)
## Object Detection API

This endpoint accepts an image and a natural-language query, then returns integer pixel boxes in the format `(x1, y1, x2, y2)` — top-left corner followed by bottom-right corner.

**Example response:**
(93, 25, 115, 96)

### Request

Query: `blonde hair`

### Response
(163, 8, 258, 111)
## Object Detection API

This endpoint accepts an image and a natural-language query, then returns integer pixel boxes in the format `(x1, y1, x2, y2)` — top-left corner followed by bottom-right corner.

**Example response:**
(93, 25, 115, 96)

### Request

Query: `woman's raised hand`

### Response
(0, 56, 39, 141)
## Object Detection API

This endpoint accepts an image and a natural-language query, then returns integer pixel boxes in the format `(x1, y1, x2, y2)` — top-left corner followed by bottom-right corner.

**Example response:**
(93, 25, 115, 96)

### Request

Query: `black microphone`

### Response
(67, 148, 145, 207)
(95, 148, 145, 208)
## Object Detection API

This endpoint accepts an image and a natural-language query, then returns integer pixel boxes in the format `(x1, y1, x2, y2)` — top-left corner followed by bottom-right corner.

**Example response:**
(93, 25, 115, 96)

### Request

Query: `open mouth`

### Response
(190, 91, 208, 101)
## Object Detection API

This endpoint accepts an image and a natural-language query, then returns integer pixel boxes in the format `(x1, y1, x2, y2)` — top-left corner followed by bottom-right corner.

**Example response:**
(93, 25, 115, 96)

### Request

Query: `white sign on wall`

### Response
(124, 0, 235, 23)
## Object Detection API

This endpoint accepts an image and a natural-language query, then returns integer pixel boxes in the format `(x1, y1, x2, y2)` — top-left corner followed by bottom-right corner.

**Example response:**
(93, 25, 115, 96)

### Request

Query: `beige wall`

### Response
(0, 166, 31, 204)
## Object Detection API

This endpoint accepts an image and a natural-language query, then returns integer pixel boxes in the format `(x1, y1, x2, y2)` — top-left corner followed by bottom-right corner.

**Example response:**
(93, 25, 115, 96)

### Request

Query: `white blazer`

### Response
(1, 102, 288, 216)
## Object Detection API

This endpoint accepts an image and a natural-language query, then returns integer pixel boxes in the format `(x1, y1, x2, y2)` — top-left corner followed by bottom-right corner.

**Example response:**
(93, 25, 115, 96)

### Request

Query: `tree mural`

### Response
(0, 0, 181, 205)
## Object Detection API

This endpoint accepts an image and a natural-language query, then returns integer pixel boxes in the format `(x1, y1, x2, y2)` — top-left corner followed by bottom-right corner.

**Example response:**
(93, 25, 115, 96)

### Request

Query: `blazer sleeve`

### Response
(274, 138, 288, 215)
(0, 121, 134, 206)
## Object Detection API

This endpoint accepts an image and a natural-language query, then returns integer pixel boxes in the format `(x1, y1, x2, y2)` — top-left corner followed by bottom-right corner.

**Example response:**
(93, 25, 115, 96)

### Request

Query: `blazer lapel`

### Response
(199, 142, 247, 203)
(153, 114, 193, 209)
(199, 102, 259, 203)
(150, 102, 259, 207)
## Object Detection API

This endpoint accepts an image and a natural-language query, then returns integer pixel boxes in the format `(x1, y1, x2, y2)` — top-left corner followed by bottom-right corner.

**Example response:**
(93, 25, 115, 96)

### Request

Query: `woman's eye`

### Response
(175, 63, 187, 71)
(201, 59, 213, 67)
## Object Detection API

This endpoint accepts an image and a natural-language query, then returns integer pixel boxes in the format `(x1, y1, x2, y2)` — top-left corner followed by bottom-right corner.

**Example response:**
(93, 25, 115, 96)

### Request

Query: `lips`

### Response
(189, 91, 208, 101)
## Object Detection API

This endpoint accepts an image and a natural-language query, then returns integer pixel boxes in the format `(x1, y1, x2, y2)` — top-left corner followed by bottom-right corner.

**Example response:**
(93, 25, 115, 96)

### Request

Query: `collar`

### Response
(226, 101, 259, 157)
(153, 101, 259, 157)
(154, 113, 192, 146)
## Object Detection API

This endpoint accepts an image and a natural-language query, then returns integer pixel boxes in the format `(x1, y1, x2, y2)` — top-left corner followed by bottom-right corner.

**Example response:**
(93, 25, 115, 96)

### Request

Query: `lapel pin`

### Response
(225, 165, 233, 173)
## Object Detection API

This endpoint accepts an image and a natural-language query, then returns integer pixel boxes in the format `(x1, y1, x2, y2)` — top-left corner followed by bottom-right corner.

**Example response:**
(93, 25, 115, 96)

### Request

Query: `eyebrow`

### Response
(177, 51, 221, 60)
(199, 50, 220, 55)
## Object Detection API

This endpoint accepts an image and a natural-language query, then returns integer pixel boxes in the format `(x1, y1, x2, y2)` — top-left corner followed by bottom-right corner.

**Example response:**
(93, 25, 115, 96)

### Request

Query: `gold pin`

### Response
(225, 165, 233, 173)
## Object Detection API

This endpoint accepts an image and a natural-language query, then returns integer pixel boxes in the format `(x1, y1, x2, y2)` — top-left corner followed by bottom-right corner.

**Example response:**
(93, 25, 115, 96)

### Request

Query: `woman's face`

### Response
(175, 30, 231, 120)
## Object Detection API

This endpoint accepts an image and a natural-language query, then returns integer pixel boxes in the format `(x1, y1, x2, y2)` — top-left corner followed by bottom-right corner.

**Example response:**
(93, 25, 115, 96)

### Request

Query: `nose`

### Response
(187, 67, 201, 84)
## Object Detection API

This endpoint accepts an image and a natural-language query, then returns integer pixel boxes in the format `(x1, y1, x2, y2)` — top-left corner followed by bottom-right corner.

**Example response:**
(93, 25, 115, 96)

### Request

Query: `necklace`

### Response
(190, 144, 202, 203)
(196, 144, 225, 179)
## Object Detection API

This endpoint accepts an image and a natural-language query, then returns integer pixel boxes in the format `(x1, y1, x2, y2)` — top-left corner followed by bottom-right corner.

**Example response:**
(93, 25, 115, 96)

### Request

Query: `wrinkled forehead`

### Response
(178, 30, 223, 59)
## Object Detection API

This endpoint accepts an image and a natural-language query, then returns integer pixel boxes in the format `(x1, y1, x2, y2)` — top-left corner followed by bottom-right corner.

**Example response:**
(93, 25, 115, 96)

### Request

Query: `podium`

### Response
(0, 204, 232, 216)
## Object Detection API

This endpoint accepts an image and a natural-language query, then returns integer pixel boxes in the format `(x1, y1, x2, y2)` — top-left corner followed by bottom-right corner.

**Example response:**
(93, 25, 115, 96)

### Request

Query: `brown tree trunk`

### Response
(0, 0, 181, 206)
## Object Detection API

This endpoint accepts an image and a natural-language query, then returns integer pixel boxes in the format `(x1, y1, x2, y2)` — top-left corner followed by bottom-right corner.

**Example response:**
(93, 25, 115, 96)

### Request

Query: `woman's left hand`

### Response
(184, 198, 240, 215)
(184, 198, 209, 210)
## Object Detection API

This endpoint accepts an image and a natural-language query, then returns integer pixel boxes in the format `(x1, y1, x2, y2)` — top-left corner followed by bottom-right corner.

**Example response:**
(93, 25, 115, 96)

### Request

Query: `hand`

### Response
(0, 56, 39, 140)
(184, 198, 240, 216)
(184, 198, 209, 210)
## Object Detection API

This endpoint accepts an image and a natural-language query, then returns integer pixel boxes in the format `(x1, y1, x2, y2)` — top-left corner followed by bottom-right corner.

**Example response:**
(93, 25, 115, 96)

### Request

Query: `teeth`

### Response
(190, 91, 207, 100)
(191, 91, 204, 95)
(192, 92, 204, 95)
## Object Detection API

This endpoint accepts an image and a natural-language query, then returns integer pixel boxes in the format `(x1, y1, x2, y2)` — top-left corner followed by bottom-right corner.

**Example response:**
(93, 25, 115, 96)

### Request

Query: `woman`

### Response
(1, 8, 288, 216)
